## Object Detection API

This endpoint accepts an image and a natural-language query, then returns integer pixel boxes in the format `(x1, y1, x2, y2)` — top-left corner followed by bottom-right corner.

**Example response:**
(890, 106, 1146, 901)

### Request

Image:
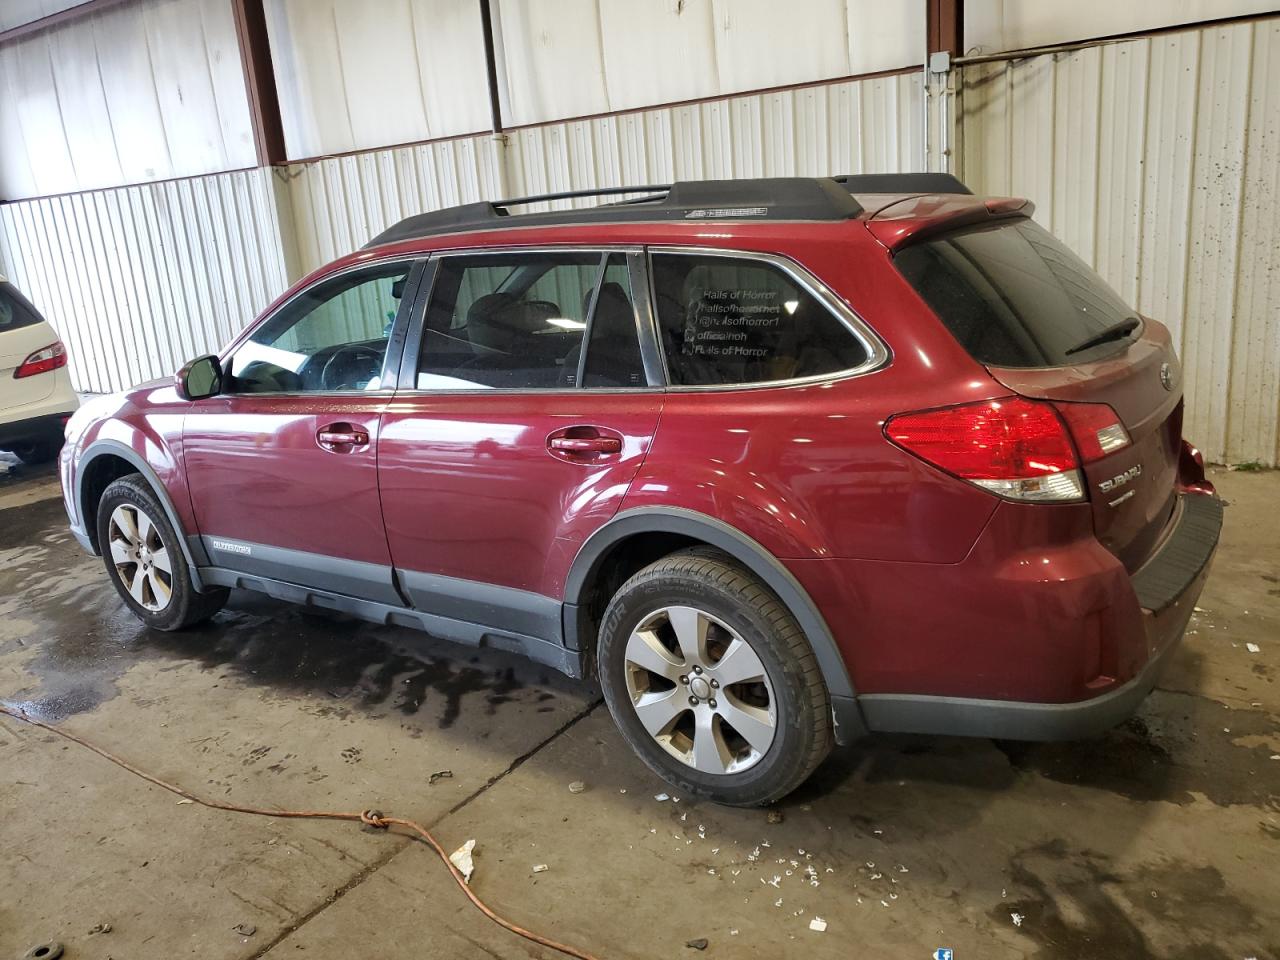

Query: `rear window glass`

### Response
(651, 253, 869, 386)
(894, 219, 1140, 368)
(0, 282, 43, 333)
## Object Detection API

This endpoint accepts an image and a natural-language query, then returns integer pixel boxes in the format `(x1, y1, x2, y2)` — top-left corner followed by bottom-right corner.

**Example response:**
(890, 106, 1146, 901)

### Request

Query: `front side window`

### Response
(416, 251, 644, 390)
(227, 262, 411, 393)
(651, 253, 870, 386)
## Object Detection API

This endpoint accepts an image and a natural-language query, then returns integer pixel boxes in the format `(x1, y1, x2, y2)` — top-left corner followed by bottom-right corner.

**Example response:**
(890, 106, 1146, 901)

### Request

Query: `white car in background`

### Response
(0, 276, 78, 464)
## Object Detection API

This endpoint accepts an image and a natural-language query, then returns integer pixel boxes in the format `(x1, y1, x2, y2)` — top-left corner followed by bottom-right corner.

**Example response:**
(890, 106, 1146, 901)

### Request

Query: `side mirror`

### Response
(176, 354, 223, 400)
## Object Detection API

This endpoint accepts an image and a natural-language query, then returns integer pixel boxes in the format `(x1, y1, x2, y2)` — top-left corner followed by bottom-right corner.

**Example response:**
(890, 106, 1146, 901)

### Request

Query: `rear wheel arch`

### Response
(77, 441, 207, 585)
(565, 508, 859, 708)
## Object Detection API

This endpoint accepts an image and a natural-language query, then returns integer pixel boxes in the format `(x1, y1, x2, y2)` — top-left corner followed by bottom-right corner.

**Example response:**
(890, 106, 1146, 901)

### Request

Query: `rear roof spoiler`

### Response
(867, 195, 1035, 250)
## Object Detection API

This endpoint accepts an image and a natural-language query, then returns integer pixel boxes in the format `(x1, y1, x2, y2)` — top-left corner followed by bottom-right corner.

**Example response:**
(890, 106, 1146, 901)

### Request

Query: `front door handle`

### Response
(317, 423, 369, 450)
(548, 436, 621, 454)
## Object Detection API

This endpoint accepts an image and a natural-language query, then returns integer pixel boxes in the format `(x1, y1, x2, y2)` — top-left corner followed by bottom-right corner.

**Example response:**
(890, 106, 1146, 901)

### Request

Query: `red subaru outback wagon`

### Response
(61, 175, 1221, 805)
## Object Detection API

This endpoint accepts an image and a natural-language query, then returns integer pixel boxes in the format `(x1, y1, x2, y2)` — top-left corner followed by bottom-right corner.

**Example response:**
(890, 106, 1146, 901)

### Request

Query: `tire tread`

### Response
(599, 548, 833, 805)
(97, 473, 228, 630)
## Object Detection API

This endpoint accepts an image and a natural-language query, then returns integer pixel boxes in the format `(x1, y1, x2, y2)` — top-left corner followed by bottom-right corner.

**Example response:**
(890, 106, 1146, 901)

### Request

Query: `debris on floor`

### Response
(232, 922, 256, 937)
(429, 769, 453, 784)
(809, 916, 828, 932)
(655, 792, 670, 802)
(87, 922, 112, 935)
(685, 937, 709, 950)
(767, 809, 784, 824)
(1011, 912, 1025, 927)
(449, 839, 477, 884)
(532, 863, 549, 873)
(568, 780, 586, 794)
(1245, 642, 1261, 653)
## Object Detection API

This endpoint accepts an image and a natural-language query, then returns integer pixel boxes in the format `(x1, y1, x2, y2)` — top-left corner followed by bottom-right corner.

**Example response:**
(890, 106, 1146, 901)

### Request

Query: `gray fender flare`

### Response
(77, 438, 208, 590)
(565, 506, 866, 741)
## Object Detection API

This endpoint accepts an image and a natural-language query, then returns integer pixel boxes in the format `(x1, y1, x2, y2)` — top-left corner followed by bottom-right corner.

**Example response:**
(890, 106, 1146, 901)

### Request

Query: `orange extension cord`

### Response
(1, 703, 603, 960)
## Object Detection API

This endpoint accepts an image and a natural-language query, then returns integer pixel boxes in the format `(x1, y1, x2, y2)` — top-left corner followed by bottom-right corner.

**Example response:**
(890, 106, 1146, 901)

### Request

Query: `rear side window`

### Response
(0, 282, 43, 332)
(893, 219, 1140, 368)
(417, 251, 645, 390)
(650, 253, 869, 386)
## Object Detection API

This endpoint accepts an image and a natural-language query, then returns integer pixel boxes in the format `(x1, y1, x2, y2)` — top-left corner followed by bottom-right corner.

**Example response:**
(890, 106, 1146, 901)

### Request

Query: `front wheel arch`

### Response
(565, 507, 865, 742)
(77, 440, 207, 589)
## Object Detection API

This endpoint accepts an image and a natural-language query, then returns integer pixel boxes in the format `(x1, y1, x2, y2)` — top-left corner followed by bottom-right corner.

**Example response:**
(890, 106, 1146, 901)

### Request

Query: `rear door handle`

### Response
(548, 436, 621, 454)
(546, 426, 624, 462)
(317, 424, 369, 449)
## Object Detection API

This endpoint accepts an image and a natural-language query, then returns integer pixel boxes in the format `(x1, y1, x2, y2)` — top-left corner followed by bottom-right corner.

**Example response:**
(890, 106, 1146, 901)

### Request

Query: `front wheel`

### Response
(96, 473, 228, 630)
(597, 549, 833, 806)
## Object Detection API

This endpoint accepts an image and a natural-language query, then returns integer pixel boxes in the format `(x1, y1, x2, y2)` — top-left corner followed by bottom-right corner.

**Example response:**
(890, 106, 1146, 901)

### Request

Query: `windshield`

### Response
(894, 218, 1140, 368)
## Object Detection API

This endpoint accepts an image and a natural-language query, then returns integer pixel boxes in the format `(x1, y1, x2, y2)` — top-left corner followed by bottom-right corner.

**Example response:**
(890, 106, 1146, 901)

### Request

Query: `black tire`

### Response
(11, 434, 61, 464)
(96, 473, 228, 630)
(597, 549, 833, 806)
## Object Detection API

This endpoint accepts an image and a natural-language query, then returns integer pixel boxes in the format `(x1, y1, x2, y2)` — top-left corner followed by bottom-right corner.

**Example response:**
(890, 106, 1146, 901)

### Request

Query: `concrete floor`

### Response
(1, 455, 1276, 960)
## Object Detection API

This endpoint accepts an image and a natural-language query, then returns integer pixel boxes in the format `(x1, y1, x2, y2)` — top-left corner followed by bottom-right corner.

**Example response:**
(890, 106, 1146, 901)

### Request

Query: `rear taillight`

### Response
(1054, 401, 1130, 463)
(14, 341, 67, 379)
(885, 397, 1085, 502)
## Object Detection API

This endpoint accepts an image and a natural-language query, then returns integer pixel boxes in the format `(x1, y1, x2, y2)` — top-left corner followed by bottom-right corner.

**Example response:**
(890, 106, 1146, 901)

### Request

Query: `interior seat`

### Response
(457, 292, 566, 387)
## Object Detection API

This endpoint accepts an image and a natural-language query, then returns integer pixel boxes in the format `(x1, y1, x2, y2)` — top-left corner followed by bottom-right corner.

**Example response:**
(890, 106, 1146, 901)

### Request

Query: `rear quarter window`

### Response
(0, 282, 44, 333)
(651, 252, 870, 386)
(893, 219, 1141, 368)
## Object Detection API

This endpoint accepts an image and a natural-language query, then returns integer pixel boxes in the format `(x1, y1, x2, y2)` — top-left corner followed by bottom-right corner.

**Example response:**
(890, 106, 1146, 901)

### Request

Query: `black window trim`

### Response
(396, 245, 666, 395)
(217, 254, 428, 399)
(646, 245, 891, 392)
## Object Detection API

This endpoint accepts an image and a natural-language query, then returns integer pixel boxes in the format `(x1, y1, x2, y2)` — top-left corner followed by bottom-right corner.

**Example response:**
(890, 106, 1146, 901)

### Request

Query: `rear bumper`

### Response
(790, 490, 1223, 741)
(0, 410, 73, 449)
(857, 535, 1212, 740)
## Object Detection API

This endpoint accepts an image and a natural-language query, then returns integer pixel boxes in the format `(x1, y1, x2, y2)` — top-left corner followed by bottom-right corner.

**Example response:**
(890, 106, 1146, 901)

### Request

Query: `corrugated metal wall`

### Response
(0, 70, 922, 393)
(263, 0, 924, 161)
(0, 0, 255, 201)
(963, 0, 1279, 56)
(959, 17, 1280, 465)
(0, 168, 290, 393)
(2, 13, 1276, 467)
(0, 2, 84, 32)
(282, 135, 507, 276)
(285, 71, 925, 275)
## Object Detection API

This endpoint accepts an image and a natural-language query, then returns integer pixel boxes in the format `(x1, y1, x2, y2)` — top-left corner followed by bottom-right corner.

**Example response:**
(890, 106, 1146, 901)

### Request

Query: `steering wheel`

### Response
(320, 344, 384, 390)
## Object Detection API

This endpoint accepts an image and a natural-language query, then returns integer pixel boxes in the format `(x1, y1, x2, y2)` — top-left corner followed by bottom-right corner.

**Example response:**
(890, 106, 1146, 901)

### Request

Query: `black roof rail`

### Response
(833, 172, 972, 195)
(364, 177, 864, 248)
(502, 184, 672, 207)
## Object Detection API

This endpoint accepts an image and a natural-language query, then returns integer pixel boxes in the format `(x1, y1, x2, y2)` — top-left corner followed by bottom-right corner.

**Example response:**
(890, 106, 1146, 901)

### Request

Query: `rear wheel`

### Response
(597, 549, 832, 806)
(96, 474, 228, 630)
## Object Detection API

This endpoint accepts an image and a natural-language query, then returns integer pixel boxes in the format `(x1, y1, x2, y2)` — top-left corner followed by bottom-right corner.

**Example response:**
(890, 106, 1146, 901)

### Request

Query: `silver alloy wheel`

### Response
(107, 503, 173, 612)
(623, 605, 777, 775)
